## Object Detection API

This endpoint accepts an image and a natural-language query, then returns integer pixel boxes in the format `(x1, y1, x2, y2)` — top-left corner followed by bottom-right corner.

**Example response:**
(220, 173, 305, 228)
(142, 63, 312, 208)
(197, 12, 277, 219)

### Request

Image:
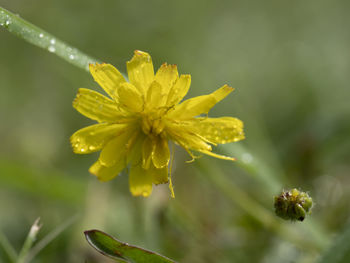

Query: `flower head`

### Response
(71, 50, 244, 197)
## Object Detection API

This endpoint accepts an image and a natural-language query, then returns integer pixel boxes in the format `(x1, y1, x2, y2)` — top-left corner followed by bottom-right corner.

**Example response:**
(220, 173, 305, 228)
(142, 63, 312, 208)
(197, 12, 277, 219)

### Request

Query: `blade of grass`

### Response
(17, 218, 42, 263)
(0, 6, 99, 71)
(23, 214, 79, 263)
(0, 230, 17, 263)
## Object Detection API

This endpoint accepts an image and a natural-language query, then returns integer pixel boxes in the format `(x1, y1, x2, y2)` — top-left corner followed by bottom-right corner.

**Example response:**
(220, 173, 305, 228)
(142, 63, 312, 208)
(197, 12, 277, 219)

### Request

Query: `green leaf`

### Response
(84, 230, 177, 263)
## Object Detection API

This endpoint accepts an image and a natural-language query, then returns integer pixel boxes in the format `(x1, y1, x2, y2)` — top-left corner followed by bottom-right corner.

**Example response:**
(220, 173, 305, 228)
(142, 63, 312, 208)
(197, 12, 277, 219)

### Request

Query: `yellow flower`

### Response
(71, 50, 244, 197)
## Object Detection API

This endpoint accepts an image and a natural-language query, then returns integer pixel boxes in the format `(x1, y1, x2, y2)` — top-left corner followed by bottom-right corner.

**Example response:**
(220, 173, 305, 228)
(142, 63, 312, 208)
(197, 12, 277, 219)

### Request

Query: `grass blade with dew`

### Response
(0, 6, 99, 72)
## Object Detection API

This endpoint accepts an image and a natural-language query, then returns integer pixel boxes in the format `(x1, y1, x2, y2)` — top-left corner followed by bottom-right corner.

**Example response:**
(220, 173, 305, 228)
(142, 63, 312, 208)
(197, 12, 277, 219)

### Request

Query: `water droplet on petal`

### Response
(88, 145, 95, 151)
(5, 20, 11, 26)
(142, 191, 149, 197)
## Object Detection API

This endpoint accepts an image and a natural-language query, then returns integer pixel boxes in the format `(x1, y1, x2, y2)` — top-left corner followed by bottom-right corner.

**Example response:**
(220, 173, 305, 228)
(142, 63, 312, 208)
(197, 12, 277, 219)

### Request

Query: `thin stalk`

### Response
(0, 6, 99, 72)
(223, 143, 282, 193)
(23, 214, 79, 263)
(17, 218, 42, 263)
(0, 230, 17, 263)
(196, 160, 328, 252)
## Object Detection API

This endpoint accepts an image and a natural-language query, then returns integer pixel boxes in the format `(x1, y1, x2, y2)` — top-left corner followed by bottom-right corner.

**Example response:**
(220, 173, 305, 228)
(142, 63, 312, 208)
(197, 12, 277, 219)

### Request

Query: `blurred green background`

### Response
(1, 0, 350, 262)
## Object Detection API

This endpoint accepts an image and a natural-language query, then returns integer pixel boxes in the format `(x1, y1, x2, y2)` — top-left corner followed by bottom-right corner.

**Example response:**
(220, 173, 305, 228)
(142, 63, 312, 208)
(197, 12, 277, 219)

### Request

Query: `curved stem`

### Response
(196, 160, 329, 252)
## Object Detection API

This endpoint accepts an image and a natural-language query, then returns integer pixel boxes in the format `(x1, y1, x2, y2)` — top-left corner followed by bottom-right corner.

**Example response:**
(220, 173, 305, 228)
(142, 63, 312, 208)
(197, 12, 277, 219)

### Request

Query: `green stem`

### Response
(223, 143, 330, 248)
(196, 160, 328, 252)
(0, 6, 99, 71)
(223, 143, 283, 193)
(0, 230, 17, 263)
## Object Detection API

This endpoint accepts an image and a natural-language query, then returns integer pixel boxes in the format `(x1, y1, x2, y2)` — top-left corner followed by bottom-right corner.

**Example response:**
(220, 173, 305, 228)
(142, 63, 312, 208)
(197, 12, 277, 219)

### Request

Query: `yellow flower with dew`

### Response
(71, 50, 244, 197)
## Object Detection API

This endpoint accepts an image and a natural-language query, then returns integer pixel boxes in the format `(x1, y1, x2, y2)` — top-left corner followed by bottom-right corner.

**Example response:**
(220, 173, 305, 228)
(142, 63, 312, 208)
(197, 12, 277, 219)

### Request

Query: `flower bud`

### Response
(274, 188, 313, 221)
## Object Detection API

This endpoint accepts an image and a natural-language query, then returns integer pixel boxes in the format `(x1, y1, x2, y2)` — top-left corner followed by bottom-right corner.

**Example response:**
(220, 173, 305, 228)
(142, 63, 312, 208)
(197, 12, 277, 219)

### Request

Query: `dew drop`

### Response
(88, 145, 95, 151)
(69, 54, 75, 60)
(39, 33, 44, 38)
(48, 46, 56, 53)
(50, 38, 56, 44)
(5, 20, 11, 26)
(80, 148, 86, 153)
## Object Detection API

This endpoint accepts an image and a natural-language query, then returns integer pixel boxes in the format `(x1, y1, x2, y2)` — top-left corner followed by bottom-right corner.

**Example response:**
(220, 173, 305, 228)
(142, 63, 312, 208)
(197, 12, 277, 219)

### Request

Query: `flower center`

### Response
(141, 114, 165, 137)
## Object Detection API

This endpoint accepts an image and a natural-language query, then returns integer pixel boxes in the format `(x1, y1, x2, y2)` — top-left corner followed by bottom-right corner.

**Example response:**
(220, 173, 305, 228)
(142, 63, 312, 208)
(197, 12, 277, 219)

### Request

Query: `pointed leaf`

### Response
(84, 230, 177, 263)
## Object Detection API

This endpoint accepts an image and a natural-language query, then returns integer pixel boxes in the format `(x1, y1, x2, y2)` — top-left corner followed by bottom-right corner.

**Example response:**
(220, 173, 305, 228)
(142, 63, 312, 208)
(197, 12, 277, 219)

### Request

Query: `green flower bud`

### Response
(274, 188, 313, 221)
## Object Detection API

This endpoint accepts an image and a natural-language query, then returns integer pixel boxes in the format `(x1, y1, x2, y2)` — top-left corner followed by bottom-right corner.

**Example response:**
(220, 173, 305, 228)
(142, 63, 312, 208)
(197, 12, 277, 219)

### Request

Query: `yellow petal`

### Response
(154, 63, 179, 105)
(145, 81, 163, 110)
(166, 123, 212, 152)
(198, 150, 236, 161)
(152, 137, 170, 168)
(73, 88, 126, 123)
(99, 129, 131, 167)
(182, 117, 245, 144)
(89, 63, 126, 100)
(89, 160, 126, 182)
(166, 74, 191, 107)
(125, 132, 144, 165)
(142, 137, 154, 169)
(129, 164, 153, 197)
(126, 50, 154, 95)
(70, 123, 128, 154)
(118, 82, 144, 112)
(168, 84, 233, 119)
(148, 164, 168, 185)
